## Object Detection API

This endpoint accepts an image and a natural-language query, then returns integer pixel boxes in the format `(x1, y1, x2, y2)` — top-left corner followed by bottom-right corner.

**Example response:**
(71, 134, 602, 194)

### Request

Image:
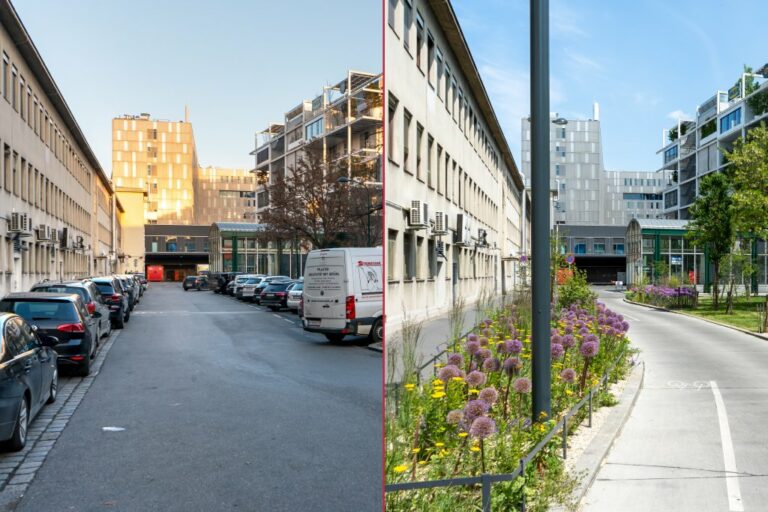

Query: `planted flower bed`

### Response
(386, 300, 633, 511)
(626, 284, 698, 309)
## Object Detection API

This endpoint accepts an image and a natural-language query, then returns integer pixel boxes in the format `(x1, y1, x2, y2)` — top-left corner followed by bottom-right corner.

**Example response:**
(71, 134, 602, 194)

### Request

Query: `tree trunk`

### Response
(712, 262, 720, 310)
(726, 275, 735, 315)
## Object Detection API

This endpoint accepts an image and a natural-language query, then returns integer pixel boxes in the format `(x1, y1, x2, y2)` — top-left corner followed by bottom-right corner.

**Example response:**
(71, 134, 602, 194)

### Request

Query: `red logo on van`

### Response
(357, 261, 381, 266)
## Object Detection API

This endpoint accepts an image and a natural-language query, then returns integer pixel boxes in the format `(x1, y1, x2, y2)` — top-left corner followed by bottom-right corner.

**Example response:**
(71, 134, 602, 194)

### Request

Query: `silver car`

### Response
(286, 282, 303, 313)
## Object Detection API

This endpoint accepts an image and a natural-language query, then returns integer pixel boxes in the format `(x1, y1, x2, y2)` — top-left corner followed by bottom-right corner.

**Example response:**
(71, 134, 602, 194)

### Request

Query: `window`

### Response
(436, 49, 444, 99)
(415, 123, 423, 180)
(436, 144, 443, 194)
(664, 145, 678, 164)
(444, 66, 451, 111)
(555, 164, 563, 176)
(574, 243, 586, 254)
(614, 243, 625, 255)
(555, 145, 566, 157)
(388, 0, 398, 31)
(388, 95, 398, 161)
(415, 12, 425, 71)
(427, 33, 435, 86)
(558, 127, 566, 139)
(427, 135, 434, 188)
(428, 239, 437, 278)
(416, 236, 425, 278)
(403, 0, 412, 51)
(11, 65, 18, 111)
(593, 243, 606, 254)
(403, 232, 414, 279)
(720, 108, 741, 133)
(403, 109, 412, 173)
(1, 53, 8, 102)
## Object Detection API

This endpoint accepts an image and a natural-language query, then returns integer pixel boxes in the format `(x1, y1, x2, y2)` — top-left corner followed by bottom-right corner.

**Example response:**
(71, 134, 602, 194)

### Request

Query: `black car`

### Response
(117, 275, 139, 309)
(259, 282, 293, 311)
(0, 313, 58, 451)
(183, 276, 199, 291)
(30, 281, 111, 340)
(0, 293, 99, 376)
(91, 276, 130, 328)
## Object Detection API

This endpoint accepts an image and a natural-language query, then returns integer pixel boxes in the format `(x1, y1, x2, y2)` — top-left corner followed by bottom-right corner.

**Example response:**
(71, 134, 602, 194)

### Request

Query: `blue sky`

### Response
(453, 0, 767, 172)
(13, 0, 381, 174)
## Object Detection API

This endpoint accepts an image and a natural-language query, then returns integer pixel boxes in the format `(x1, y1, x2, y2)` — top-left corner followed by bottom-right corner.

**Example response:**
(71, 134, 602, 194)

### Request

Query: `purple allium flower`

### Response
(506, 339, 523, 354)
(467, 333, 479, 342)
(618, 314, 624, 322)
(446, 409, 464, 425)
(482, 328, 492, 338)
(469, 416, 497, 439)
(479, 336, 490, 347)
(580, 341, 600, 358)
(477, 348, 492, 360)
(478, 386, 499, 405)
(579, 326, 590, 336)
(562, 334, 575, 348)
(484, 318, 493, 327)
(551, 333, 563, 345)
(621, 321, 630, 332)
(463, 399, 490, 423)
(503, 357, 522, 377)
(551, 343, 564, 360)
(564, 324, 574, 335)
(447, 353, 464, 366)
(466, 340, 480, 355)
(583, 333, 599, 344)
(466, 370, 487, 388)
(482, 357, 501, 372)
(513, 377, 532, 394)
(439, 364, 463, 382)
(560, 368, 577, 383)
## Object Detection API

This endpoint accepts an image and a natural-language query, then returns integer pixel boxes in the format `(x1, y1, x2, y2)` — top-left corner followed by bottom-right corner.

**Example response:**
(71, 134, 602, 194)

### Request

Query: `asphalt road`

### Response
(583, 289, 768, 512)
(15, 283, 382, 512)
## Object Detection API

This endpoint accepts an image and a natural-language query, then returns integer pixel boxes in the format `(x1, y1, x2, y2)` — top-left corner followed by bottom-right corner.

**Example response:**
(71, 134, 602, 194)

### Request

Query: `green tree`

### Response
(726, 123, 768, 240)
(686, 172, 734, 310)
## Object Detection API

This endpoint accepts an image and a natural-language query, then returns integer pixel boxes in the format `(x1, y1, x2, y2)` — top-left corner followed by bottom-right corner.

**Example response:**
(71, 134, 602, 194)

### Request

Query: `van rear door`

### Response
(303, 251, 347, 330)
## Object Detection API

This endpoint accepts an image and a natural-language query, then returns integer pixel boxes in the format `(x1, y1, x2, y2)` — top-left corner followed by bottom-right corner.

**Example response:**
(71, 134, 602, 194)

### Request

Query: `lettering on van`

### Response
(356, 260, 382, 295)
(305, 266, 344, 294)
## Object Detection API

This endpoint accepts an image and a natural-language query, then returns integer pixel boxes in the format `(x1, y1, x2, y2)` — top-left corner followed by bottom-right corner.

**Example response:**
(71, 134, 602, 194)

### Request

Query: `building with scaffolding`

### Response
(251, 70, 383, 223)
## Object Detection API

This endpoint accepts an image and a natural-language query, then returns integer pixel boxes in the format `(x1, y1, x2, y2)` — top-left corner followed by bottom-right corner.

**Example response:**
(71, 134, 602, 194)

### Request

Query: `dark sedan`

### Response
(0, 293, 100, 376)
(259, 282, 294, 311)
(91, 276, 130, 328)
(30, 281, 111, 340)
(0, 313, 59, 451)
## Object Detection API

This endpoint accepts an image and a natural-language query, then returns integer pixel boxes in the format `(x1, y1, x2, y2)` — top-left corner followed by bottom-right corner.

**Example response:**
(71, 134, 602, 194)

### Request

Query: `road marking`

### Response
(272, 314, 282, 319)
(710, 381, 744, 511)
(102, 426, 126, 432)
(622, 313, 639, 322)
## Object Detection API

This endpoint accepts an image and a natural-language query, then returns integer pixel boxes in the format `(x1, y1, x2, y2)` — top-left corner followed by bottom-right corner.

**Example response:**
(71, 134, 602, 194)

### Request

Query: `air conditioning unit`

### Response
(408, 200, 429, 229)
(477, 228, 488, 247)
(454, 214, 473, 246)
(433, 211, 449, 235)
(9, 212, 22, 232)
(36, 224, 51, 241)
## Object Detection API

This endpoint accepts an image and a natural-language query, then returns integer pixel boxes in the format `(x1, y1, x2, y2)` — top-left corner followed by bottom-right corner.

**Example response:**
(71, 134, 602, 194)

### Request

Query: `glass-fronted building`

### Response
(208, 223, 306, 277)
(626, 218, 768, 292)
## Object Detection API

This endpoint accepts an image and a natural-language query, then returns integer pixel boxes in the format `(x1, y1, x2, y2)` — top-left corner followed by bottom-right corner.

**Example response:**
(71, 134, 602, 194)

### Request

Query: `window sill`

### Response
(415, 278, 426, 283)
(403, 278, 415, 283)
(388, 157, 400, 167)
(388, 279, 400, 285)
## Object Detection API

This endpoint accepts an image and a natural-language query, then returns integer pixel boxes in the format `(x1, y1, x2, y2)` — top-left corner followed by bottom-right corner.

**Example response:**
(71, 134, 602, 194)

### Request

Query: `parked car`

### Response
(134, 273, 148, 292)
(259, 281, 294, 311)
(183, 275, 199, 291)
(227, 274, 256, 296)
(0, 312, 59, 451)
(234, 275, 264, 299)
(29, 281, 111, 340)
(210, 273, 235, 294)
(239, 277, 264, 301)
(302, 248, 383, 343)
(116, 275, 139, 309)
(286, 282, 303, 313)
(0, 293, 100, 376)
(90, 276, 130, 328)
(130, 274, 144, 297)
(252, 276, 291, 304)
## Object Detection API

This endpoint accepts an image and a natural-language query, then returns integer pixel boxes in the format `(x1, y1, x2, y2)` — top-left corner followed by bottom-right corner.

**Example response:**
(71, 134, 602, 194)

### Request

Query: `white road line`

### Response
(710, 381, 744, 511)
(622, 313, 639, 322)
(272, 313, 282, 319)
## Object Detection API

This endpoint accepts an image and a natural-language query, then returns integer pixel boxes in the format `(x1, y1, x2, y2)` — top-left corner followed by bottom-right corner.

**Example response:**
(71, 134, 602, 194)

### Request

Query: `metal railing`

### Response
(386, 350, 631, 512)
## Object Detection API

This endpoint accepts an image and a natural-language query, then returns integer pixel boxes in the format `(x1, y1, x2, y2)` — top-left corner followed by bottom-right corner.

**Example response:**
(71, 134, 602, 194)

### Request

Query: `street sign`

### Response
(565, 254, 575, 265)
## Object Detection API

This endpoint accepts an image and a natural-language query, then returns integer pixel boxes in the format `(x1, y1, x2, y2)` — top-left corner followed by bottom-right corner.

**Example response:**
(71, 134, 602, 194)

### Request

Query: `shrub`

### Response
(557, 269, 596, 311)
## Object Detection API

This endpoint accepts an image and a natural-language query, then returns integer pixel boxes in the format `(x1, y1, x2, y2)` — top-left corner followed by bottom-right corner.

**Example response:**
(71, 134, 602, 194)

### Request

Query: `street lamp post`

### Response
(337, 176, 372, 246)
(530, 0, 551, 422)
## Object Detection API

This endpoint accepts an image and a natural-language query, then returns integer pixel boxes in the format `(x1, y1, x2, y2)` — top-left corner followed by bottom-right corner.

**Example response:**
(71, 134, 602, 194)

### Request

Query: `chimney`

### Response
(184, 105, 189, 123)
(593, 102, 600, 121)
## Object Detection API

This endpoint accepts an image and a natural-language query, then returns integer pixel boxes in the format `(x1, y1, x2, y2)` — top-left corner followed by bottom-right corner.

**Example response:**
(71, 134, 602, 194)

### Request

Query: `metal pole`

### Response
(530, 0, 551, 422)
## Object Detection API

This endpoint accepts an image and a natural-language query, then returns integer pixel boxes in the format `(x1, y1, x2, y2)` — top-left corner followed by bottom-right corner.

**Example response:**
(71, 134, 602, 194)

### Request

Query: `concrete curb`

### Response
(367, 341, 383, 353)
(556, 359, 645, 511)
(622, 297, 768, 341)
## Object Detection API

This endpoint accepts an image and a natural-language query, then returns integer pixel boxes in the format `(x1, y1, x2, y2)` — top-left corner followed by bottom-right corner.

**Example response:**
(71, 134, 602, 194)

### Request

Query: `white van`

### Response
(302, 247, 383, 343)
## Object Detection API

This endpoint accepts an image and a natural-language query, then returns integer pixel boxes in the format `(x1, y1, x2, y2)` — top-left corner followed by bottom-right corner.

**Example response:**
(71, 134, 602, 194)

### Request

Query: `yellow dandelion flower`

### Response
(440, 449, 449, 456)
(565, 389, 574, 396)
(394, 465, 408, 473)
(435, 442, 445, 447)
(452, 377, 465, 382)
(469, 389, 479, 395)
(470, 446, 481, 452)
(458, 432, 469, 438)
(433, 379, 445, 386)
(539, 411, 548, 419)
(404, 383, 416, 390)
(431, 391, 447, 399)
(418, 461, 427, 465)
(435, 363, 445, 369)
(412, 448, 421, 454)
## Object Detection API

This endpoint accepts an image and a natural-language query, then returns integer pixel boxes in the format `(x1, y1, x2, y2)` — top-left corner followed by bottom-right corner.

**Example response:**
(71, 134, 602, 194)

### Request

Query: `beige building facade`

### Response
(195, 166, 256, 225)
(385, 0, 527, 330)
(1, 1, 121, 296)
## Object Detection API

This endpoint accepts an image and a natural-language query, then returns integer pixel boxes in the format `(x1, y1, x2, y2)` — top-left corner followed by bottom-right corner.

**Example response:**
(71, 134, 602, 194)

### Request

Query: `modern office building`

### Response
(1, 0, 122, 296)
(208, 222, 304, 277)
(251, 70, 383, 228)
(386, 0, 527, 330)
(113, 113, 257, 279)
(521, 108, 664, 227)
(657, 66, 768, 220)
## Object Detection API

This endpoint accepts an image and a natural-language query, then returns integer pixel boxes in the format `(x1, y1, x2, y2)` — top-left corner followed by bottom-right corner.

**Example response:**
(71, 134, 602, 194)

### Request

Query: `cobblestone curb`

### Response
(0, 330, 121, 510)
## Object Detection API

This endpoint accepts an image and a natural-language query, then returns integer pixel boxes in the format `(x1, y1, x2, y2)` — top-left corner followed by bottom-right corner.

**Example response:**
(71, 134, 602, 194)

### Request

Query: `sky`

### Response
(452, 0, 768, 172)
(12, 0, 381, 175)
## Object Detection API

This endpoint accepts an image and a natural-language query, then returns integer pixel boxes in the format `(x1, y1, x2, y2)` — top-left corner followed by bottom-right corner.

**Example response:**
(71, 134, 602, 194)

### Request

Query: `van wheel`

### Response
(324, 334, 345, 343)
(370, 318, 383, 344)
